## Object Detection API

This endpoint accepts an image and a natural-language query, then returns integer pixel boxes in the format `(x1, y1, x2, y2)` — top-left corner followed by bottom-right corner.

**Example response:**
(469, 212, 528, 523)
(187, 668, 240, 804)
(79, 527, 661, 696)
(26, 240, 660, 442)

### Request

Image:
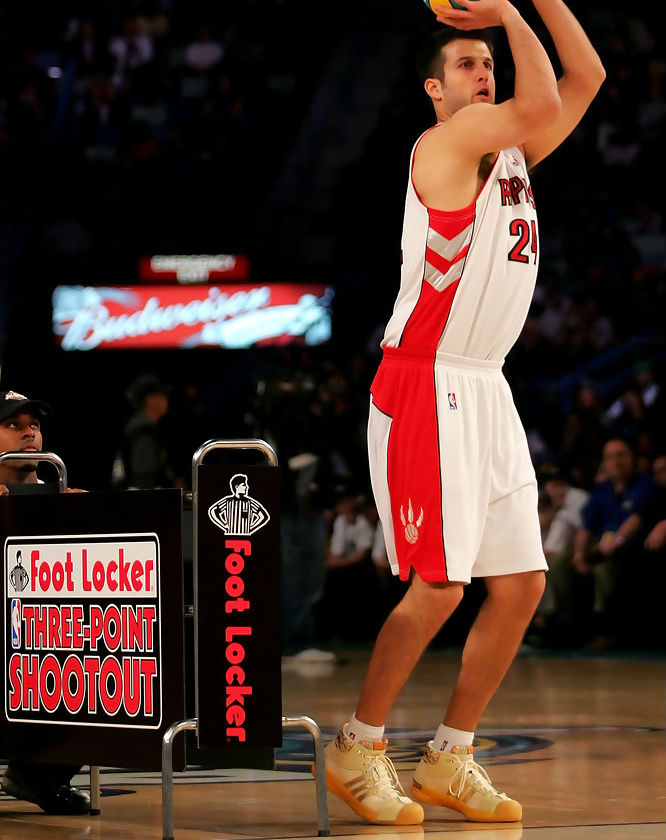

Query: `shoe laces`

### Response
(448, 753, 508, 801)
(362, 750, 406, 799)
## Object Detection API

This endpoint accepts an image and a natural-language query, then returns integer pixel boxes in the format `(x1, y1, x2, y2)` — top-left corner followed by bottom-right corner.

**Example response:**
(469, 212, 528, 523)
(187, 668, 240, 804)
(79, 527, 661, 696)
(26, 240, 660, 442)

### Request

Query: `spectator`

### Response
(111, 374, 176, 490)
(108, 16, 154, 87)
(280, 451, 335, 664)
(530, 469, 590, 647)
(572, 438, 656, 648)
(366, 501, 406, 620)
(642, 462, 666, 553)
(0, 389, 90, 814)
(559, 381, 608, 488)
(184, 24, 225, 73)
(63, 18, 110, 81)
(316, 492, 379, 643)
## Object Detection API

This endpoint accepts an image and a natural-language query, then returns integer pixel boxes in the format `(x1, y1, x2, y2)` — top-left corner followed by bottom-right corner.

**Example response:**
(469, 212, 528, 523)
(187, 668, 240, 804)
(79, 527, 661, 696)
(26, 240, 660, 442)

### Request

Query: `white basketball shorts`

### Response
(368, 348, 547, 583)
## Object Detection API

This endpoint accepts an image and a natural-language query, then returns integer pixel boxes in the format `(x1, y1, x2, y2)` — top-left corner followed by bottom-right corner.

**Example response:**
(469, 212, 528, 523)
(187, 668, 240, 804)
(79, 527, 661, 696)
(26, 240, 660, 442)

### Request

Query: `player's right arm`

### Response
(416, 0, 560, 208)
(442, 0, 560, 151)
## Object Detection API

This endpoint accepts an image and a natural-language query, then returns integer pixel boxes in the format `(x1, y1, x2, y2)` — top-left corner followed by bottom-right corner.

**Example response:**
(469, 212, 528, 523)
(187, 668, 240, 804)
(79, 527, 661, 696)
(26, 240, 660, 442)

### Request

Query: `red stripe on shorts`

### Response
(371, 350, 448, 582)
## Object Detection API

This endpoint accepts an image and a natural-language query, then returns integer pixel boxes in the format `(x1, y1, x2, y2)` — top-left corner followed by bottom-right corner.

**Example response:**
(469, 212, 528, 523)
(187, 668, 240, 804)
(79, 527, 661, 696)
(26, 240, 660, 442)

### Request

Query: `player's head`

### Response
(230, 473, 248, 497)
(417, 28, 495, 117)
(0, 390, 52, 482)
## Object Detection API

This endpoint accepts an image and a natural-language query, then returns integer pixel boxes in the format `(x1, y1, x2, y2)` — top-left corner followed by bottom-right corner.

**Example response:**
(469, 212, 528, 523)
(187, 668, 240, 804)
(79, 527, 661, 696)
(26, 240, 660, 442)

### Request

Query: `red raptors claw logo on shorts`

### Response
(400, 498, 424, 544)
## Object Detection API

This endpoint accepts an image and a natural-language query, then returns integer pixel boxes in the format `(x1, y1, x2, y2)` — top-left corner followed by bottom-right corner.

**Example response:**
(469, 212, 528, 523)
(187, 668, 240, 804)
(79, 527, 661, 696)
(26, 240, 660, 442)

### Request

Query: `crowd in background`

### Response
(1, 1, 664, 653)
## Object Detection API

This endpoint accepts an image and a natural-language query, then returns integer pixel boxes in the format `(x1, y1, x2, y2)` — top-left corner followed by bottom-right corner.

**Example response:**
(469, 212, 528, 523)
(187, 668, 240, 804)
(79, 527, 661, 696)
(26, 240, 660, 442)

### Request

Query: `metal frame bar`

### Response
(162, 718, 198, 840)
(161, 716, 330, 840)
(158, 439, 330, 840)
(0, 450, 68, 493)
(282, 715, 330, 836)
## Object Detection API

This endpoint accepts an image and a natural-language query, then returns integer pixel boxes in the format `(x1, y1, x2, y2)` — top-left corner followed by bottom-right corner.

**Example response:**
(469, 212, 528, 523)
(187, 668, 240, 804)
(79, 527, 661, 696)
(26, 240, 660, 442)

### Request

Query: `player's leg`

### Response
(323, 574, 464, 825)
(412, 432, 547, 824)
(445, 570, 545, 729)
(323, 361, 464, 826)
(411, 569, 544, 822)
(355, 575, 464, 725)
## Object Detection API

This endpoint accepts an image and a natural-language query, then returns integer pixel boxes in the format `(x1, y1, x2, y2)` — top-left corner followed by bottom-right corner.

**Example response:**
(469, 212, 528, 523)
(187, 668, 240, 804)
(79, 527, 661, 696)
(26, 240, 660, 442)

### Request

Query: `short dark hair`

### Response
(416, 27, 495, 84)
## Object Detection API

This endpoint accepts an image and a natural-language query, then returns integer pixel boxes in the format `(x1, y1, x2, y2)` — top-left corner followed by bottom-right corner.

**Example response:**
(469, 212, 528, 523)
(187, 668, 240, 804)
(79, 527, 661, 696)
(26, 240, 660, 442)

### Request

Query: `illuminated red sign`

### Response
(138, 254, 250, 282)
(52, 284, 333, 350)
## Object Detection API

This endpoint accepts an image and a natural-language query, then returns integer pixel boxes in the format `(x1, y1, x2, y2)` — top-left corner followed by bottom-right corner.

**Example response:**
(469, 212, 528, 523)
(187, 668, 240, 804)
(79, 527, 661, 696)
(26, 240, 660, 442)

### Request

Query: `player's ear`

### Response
(424, 77, 442, 102)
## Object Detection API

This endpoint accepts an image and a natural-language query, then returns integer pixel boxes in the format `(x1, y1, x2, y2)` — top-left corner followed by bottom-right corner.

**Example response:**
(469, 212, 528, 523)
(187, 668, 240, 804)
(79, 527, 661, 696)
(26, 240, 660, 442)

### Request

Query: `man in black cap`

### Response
(0, 390, 53, 493)
(0, 389, 90, 814)
(112, 374, 176, 489)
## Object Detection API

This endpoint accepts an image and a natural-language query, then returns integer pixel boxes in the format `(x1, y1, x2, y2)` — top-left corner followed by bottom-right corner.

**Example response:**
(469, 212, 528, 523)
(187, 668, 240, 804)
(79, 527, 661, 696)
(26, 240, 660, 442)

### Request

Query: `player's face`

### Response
(440, 40, 495, 113)
(0, 411, 43, 473)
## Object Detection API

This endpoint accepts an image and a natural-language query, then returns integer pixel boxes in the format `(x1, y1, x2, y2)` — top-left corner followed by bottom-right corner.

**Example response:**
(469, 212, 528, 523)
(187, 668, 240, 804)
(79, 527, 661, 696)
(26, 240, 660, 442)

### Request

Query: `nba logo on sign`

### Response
(11, 599, 21, 649)
(448, 393, 457, 410)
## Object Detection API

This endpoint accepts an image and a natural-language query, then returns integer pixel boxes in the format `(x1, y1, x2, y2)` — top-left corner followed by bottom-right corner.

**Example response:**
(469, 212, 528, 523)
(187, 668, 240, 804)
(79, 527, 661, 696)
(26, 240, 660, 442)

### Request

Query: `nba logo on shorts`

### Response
(11, 599, 21, 649)
(448, 392, 457, 410)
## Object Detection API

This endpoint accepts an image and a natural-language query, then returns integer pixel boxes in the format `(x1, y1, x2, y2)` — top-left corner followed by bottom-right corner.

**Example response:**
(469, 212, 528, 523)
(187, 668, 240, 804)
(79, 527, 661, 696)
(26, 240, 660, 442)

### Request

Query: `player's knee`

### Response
(528, 570, 547, 603)
(407, 577, 464, 622)
(488, 569, 545, 613)
(514, 570, 547, 615)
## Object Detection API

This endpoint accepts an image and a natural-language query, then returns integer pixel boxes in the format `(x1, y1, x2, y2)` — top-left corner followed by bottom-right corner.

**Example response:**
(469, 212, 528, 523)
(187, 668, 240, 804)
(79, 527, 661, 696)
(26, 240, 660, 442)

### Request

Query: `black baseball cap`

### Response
(0, 391, 52, 423)
(126, 375, 171, 408)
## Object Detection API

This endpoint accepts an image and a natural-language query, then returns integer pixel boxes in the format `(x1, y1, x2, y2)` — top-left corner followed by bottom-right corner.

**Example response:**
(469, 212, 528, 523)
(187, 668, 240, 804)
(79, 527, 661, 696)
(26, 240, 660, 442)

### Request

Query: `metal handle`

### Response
(162, 718, 198, 840)
(282, 716, 330, 835)
(0, 451, 68, 493)
(192, 439, 278, 473)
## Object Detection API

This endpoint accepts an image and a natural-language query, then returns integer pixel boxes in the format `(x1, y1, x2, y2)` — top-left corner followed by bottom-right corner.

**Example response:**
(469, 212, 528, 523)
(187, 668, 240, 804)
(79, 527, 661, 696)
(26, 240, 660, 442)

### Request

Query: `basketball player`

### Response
(324, 0, 605, 825)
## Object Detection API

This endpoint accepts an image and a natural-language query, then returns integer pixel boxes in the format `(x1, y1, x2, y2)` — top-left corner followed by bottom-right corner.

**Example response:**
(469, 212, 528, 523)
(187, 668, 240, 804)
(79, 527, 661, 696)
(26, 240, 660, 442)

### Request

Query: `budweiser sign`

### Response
(138, 254, 250, 283)
(52, 284, 333, 350)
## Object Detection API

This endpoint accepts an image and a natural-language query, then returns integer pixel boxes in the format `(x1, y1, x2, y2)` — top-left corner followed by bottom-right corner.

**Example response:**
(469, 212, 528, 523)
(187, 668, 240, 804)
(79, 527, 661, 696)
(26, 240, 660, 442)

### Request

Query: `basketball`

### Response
(423, 0, 470, 11)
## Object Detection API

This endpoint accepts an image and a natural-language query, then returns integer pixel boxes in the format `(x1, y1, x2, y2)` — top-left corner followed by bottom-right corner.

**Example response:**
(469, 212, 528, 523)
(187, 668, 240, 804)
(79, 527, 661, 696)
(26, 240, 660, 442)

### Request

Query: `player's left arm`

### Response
(522, 0, 606, 170)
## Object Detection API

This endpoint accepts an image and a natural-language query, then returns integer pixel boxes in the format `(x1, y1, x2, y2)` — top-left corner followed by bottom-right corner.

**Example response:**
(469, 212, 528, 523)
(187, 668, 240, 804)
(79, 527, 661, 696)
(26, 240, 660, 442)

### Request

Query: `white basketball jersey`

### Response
(382, 128, 539, 362)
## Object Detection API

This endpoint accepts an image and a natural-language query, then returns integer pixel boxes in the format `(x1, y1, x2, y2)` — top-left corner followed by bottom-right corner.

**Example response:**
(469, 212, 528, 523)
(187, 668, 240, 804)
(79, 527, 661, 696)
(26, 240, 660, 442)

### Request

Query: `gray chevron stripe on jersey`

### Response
(424, 224, 472, 291)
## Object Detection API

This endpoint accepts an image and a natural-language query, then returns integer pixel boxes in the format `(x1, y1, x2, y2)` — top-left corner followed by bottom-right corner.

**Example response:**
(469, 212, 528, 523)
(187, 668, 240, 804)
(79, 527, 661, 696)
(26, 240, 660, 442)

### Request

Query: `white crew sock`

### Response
(345, 713, 385, 744)
(433, 723, 474, 752)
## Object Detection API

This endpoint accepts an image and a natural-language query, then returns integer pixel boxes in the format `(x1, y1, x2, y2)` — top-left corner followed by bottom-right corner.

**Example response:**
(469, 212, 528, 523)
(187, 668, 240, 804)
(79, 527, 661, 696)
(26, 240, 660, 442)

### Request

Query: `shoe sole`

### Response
(411, 781, 522, 822)
(312, 762, 424, 825)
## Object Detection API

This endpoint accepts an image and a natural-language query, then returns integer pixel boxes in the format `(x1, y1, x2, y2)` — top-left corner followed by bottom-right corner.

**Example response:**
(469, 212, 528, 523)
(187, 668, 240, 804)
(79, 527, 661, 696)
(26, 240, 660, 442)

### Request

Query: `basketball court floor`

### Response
(0, 647, 664, 840)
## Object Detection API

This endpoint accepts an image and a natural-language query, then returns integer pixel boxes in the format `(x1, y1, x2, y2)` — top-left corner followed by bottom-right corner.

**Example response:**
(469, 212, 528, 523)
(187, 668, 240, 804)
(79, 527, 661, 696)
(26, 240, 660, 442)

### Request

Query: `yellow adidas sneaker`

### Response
(411, 742, 522, 822)
(322, 727, 424, 825)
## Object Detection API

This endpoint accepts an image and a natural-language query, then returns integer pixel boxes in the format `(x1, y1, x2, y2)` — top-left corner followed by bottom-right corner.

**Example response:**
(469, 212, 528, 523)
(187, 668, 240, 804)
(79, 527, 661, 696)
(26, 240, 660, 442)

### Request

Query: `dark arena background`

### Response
(0, 1, 664, 839)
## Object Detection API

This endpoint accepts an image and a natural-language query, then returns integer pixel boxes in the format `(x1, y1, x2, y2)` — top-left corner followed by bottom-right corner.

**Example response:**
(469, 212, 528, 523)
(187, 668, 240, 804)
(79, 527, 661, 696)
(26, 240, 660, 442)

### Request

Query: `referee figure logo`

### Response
(9, 550, 30, 592)
(208, 473, 271, 535)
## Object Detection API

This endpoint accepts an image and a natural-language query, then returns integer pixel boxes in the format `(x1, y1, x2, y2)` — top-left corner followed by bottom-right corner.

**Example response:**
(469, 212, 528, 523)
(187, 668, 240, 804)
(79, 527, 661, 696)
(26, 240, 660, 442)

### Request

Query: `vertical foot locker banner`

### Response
(195, 464, 281, 748)
(0, 489, 185, 770)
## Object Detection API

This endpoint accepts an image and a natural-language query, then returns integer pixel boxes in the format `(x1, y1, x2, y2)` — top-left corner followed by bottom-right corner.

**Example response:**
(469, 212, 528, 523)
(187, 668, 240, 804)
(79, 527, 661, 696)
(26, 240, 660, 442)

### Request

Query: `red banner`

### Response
(52, 284, 333, 350)
(138, 254, 250, 282)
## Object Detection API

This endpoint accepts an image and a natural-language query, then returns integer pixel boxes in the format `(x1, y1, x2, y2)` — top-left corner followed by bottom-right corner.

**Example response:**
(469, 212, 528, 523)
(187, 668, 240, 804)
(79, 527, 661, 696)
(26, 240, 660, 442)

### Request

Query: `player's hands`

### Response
(432, 0, 516, 30)
(0, 484, 8, 496)
(65, 487, 88, 493)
